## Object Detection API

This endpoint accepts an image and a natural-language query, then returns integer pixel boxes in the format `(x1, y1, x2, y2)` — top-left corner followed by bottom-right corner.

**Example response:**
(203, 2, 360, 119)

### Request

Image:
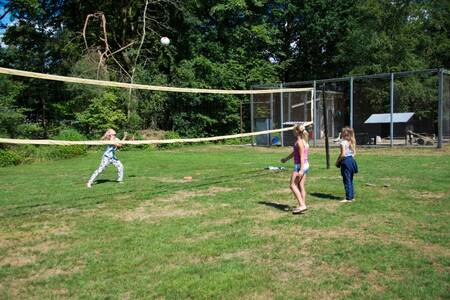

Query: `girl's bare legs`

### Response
(290, 173, 305, 209)
(298, 174, 307, 210)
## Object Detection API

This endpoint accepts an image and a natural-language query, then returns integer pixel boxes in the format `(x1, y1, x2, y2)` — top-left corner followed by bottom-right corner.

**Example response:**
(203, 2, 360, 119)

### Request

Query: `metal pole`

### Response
(350, 77, 354, 128)
(288, 92, 292, 121)
(280, 83, 284, 147)
(303, 90, 307, 121)
(313, 80, 317, 147)
(270, 92, 274, 146)
(390, 73, 394, 147)
(322, 84, 330, 169)
(250, 94, 254, 146)
(438, 69, 444, 148)
(240, 100, 243, 144)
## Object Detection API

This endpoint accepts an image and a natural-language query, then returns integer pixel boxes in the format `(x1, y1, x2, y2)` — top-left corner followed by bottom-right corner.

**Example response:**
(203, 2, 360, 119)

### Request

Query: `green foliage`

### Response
(48, 128, 88, 159)
(15, 123, 46, 139)
(76, 91, 127, 135)
(0, 148, 23, 167)
(157, 131, 182, 149)
(1, 0, 449, 141)
(0, 77, 26, 138)
(0, 128, 87, 167)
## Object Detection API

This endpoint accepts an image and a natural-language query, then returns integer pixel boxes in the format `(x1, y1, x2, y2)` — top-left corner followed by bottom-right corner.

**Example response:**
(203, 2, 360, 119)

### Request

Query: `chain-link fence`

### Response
(251, 69, 449, 148)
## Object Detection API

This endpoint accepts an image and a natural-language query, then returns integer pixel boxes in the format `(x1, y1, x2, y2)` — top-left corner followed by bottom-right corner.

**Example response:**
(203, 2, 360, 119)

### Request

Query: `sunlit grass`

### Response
(0, 145, 449, 299)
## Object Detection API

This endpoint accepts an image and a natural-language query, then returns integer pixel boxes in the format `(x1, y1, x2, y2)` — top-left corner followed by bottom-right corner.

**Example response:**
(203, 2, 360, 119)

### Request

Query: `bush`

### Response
(0, 148, 23, 167)
(47, 128, 88, 159)
(157, 131, 183, 150)
(0, 128, 89, 167)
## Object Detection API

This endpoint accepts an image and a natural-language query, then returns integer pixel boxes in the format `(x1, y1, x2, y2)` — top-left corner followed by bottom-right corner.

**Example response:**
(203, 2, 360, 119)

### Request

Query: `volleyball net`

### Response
(0, 67, 313, 145)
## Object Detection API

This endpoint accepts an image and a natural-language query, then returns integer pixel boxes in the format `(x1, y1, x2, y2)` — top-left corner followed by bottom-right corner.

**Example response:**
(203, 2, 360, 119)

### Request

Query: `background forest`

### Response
(0, 0, 449, 140)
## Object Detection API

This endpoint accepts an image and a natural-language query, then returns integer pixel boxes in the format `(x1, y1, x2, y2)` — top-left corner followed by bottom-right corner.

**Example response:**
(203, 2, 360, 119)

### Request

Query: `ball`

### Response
(160, 36, 170, 46)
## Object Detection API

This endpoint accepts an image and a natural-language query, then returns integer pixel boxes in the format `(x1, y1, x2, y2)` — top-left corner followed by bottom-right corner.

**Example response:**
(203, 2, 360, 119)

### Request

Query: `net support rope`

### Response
(0, 122, 312, 145)
(0, 67, 313, 94)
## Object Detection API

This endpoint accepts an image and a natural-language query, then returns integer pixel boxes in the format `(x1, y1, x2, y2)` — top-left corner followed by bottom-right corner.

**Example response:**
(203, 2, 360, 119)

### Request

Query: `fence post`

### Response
(350, 77, 353, 128)
(270, 92, 274, 146)
(438, 69, 444, 149)
(250, 93, 254, 146)
(390, 73, 394, 147)
(280, 83, 284, 147)
(313, 80, 317, 147)
(322, 84, 330, 169)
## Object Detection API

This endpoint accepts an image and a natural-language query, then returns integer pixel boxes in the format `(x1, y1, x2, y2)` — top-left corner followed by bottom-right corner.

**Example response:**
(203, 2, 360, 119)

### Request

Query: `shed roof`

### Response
(364, 112, 414, 124)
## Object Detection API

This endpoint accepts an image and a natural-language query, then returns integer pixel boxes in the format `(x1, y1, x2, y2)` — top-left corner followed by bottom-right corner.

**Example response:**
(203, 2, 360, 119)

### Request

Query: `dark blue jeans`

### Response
(340, 157, 358, 200)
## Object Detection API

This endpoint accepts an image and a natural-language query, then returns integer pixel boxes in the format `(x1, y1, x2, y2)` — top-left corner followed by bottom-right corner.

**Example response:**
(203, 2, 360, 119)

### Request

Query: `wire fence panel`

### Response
(395, 73, 438, 146)
(443, 74, 450, 141)
(251, 69, 447, 148)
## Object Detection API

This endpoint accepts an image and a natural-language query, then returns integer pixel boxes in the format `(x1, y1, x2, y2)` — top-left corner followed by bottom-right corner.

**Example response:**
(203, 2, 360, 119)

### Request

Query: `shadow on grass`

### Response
(258, 201, 291, 212)
(5, 169, 271, 217)
(310, 192, 341, 200)
(93, 179, 118, 185)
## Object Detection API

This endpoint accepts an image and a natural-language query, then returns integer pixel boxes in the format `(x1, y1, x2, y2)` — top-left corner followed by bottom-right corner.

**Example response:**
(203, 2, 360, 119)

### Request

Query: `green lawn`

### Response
(0, 145, 449, 299)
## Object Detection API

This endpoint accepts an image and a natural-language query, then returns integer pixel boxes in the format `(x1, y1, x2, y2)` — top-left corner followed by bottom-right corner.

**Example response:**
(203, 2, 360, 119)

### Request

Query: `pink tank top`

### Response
(293, 140, 309, 164)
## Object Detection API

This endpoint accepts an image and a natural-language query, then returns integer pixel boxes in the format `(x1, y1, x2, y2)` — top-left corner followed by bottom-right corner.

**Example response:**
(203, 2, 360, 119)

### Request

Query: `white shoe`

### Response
(339, 199, 351, 203)
(87, 182, 92, 188)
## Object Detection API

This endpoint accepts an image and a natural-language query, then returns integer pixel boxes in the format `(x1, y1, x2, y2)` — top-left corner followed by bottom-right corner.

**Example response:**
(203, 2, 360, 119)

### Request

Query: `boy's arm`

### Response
(281, 151, 294, 163)
(335, 144, 345, 166)
(115, 132, 128, 147)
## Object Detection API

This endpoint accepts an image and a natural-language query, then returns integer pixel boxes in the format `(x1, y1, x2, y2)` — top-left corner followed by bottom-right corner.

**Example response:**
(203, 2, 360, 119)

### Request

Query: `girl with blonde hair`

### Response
(87, 128, 126, 188)
(281, 124, 310, 214)
(335, 127, 358, 202)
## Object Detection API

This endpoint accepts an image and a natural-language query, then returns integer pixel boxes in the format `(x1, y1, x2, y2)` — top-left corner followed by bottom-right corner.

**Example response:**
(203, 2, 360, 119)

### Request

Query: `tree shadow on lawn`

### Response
(310, 192, 341, 200)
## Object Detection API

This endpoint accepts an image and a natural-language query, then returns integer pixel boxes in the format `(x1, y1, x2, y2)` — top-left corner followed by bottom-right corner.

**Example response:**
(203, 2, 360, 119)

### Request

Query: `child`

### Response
(335, 127, 358, 202)
(87, 129, 126, 188)
(281, 124, 309, 214)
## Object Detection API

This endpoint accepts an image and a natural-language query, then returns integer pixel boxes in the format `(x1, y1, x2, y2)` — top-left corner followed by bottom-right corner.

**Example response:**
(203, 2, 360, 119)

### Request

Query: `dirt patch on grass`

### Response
(155, 186, 237, 203)
(146, 176, 191, 184)
(0, 240, 69, 267)
(201, 217, 235, 226)
(409, 190, 447, 200)
(0, 254, 37, 267)
(3, 266, 82, 298)
(114, 186, 236, 222)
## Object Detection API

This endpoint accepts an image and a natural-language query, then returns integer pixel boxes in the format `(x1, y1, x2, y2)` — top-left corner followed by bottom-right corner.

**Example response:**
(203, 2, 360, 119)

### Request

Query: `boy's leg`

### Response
(88, 157, 110, 185)
(341, 164, 353, 200)
(112, 159, 124, 182)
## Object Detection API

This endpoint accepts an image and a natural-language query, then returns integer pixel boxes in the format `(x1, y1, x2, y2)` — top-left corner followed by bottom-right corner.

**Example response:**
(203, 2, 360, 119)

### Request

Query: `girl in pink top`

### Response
(281, 124, 309, 214)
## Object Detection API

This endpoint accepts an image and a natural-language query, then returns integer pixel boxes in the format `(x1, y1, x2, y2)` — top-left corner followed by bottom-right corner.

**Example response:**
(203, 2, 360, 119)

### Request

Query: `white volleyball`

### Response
(160, 36, 170, 46)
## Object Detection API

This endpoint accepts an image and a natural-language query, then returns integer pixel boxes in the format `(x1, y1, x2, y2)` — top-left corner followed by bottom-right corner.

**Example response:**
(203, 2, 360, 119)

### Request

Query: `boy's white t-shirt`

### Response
(103, 137, 120, 159)
(340, 140, 354, 157)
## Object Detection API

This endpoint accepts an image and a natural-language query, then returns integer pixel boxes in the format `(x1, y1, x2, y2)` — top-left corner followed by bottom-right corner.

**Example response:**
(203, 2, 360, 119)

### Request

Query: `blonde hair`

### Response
(294, 124, 309, 142)
(101, 128, 116, 140)
(341, 127, 356, 153)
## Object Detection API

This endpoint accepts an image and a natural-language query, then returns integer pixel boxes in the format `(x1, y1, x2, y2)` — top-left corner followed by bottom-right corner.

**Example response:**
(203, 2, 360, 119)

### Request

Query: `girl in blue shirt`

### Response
(335, 127, 358, 202)
(87, 129, 126, 188)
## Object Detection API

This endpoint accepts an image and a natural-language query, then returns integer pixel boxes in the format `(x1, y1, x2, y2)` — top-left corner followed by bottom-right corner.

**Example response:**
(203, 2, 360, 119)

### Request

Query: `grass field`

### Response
(0, 145, 449, 299)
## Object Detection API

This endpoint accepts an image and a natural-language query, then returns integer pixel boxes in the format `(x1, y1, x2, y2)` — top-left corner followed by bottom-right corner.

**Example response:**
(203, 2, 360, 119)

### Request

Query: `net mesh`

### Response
(0, 67, 313, 145)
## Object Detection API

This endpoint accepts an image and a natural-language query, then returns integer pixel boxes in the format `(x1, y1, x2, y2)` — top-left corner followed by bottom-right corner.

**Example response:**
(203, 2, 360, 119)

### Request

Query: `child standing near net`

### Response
(281, 124, 309, 214)
(87, 129, 126, 188)
(335, 127, 358, 202)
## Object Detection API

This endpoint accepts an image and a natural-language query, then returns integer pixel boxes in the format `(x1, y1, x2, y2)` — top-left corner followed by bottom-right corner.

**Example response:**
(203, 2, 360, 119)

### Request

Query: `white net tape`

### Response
(0, 122, 313, 145)
(0, 67, 313, 95)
